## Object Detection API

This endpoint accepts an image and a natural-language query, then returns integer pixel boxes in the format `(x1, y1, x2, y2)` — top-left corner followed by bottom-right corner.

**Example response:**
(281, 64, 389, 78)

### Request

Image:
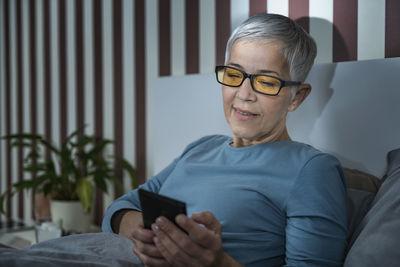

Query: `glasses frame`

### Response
(215, 65, 302, 96)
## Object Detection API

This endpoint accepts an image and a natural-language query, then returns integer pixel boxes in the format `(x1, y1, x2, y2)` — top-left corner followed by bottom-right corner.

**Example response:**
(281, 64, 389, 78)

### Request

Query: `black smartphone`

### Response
(138, 189, 187, 230)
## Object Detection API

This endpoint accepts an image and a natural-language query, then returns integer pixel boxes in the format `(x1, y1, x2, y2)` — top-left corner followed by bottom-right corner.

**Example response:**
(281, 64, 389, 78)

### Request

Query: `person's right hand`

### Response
(118, 210, 170, 266)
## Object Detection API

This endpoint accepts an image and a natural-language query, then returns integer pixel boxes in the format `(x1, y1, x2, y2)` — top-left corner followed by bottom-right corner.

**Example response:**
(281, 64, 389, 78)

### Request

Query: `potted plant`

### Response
(0, 125, 137, 233)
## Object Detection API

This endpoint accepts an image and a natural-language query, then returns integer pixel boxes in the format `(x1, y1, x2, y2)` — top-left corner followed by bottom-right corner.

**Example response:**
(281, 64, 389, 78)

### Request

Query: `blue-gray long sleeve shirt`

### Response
(102, 135, 347, 266)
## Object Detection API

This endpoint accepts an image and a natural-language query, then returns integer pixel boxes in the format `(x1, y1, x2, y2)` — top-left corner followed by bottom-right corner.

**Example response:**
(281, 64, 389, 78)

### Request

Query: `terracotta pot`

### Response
(50, 200, 92, 233)
(34, 193, 51, 221)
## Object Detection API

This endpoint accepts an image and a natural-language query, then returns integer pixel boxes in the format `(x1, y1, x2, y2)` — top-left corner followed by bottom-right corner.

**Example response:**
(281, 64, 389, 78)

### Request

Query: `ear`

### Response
(288, 83, 311, 112)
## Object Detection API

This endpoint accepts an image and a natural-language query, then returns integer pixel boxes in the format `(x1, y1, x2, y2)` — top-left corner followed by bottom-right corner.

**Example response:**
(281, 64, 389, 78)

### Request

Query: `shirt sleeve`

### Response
(101, 158, 179, 233)
(101, 135, 216, 233)
(284, 154, 348, 267)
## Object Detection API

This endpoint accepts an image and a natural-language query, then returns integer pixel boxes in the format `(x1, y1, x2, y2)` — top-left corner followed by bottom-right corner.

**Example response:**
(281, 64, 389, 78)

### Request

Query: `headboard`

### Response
(151, 58, 400, 177)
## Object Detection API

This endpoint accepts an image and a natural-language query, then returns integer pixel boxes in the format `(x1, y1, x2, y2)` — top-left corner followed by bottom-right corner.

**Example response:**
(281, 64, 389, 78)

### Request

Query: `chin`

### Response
(230, 127, 258, 141)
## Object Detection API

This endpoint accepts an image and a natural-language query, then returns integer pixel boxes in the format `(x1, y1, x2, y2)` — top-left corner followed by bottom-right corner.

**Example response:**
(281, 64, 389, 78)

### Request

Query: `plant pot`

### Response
(50, 200, 92, 233)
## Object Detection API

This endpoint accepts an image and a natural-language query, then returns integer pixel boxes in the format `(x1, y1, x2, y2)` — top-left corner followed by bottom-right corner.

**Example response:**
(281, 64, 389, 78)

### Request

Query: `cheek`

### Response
(222, 87, 235, 110)
(259, 97, 290, 123)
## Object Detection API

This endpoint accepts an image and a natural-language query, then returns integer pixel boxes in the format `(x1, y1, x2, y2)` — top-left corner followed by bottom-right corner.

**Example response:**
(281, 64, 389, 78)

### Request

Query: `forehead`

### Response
(228, 40, 289, 77)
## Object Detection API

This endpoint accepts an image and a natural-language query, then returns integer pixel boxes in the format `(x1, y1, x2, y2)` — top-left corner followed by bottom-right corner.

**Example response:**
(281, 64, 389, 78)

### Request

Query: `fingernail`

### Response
(156, 216, 165, 227)
(176, 214, 185, 224)
(151, 223, 159, 232)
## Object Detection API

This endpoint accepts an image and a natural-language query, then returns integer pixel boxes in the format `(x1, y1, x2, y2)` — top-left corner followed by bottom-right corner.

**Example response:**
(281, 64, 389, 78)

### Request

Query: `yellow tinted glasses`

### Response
(215, 65, 301, 96)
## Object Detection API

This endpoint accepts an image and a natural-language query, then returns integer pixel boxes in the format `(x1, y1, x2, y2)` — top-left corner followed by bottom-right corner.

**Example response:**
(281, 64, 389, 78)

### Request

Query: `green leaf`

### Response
(88, 139, 113, 156)
(23, 162, 47, 173)
(13, 180, 37, 190)
(25, 150, 41, 161)
(117, 157, 138, 189)
(72, 135, 94, 148)
(2, 133, 42, 140)
(76, 177, 94, 213)
(0, 190, 16, 214)
(10, 141, 33, 147)
(93, 173, 108, 193)
(42, 182, 54, 196)
(63, 124, 87, 147)
(0, 192, 7, 214)
(38, 138, 60, 155)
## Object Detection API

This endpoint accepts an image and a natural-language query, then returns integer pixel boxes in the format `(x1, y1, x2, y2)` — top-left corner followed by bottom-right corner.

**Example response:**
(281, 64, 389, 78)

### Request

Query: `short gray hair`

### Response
(225, 14, 317, 83)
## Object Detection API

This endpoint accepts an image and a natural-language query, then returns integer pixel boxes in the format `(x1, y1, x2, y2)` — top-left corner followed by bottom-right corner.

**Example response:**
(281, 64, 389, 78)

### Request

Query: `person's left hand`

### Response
(151, 211, 227, 267)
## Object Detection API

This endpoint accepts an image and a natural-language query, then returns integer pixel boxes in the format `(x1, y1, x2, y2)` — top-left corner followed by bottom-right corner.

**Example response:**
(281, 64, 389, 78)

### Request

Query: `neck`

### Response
(231, 127, 291, 148)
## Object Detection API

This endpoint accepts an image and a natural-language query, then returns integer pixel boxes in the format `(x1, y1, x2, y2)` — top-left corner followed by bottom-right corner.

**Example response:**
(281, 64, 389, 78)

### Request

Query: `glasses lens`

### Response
(253, 75, 281, 95)
(217, 67, 243, 86)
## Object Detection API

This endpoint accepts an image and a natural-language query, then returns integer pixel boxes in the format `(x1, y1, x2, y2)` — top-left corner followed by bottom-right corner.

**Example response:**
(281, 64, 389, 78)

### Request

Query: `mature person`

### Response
(102, 14, 347, 266)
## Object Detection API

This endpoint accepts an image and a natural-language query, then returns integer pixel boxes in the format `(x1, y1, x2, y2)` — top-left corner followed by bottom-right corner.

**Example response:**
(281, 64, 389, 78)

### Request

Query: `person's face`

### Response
(222, 40, 302, 145)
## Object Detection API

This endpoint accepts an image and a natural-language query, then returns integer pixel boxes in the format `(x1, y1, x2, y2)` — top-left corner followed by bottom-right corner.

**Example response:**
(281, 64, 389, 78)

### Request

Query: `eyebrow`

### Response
(228, 63, 281, 76)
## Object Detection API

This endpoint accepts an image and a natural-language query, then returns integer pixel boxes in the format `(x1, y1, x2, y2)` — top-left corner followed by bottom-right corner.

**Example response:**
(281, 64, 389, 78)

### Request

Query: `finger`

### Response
(131, 227, 155, 244)
(133, 246, 170, 267)
(191, 211, 222, 235)
(134, 239, 164, 258)
(177, 213, 221, 249)
(153, 231, 198, 267)
(155, 216, 204, 257)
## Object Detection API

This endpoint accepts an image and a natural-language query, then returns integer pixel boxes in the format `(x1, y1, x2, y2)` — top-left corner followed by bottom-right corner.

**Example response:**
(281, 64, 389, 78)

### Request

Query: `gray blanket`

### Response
(0, 232, 144, 266)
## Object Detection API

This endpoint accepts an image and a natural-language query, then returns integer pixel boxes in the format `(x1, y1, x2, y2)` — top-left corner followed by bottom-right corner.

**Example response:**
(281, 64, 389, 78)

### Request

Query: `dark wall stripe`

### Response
(289, 0, 309, 33)
(158, 0, 171, 76)
(4, 0, 11, 219)
(135, 0, 146, 186)
(216, 0, 230, 65)
(59, 0, 67, 144)
(333, 0, 358, 62)
(29, 0, 37, 221)
(249, 0, 267, 16)
(75, 0, 85, 133)
(185, 0, 199, 74)
(44, 0, 52, 161)
(93, 0, 104, 226)
(16, 0, 24, 220)
(385, 0, 400, 58)
(113, 0, 123, 198)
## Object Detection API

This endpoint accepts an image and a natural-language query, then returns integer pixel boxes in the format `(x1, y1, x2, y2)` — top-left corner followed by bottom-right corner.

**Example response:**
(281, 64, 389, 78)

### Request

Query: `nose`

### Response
(236, 77, 256, 102)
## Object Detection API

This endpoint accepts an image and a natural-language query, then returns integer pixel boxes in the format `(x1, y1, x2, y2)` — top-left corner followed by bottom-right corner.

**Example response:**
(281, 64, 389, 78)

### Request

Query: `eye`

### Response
(260, 81, 275, 86)
(226, 71, 241, 78)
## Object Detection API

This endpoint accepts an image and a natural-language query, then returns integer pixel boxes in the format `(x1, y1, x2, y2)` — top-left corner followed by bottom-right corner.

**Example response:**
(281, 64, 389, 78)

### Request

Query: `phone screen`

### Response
(138, 189, 187, 230)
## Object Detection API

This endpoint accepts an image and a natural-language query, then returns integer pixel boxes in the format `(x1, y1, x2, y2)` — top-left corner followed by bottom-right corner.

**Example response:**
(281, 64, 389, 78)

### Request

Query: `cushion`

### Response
(344, 148, 400, 267)
(346, 188, 375, 243)
(344, 168, 380, 242)
(344, 167, 382, 193)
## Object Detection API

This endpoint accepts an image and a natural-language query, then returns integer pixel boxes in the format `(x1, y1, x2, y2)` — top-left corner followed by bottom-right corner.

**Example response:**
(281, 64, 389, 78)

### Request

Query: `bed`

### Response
(1, 57, 400, 266)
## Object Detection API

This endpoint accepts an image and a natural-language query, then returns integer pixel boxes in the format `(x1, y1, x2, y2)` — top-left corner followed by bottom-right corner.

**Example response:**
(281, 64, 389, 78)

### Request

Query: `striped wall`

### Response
(1, 0, 399, 225)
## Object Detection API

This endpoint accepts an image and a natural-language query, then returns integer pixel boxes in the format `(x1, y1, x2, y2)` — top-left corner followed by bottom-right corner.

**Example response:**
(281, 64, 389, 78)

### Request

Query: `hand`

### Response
(118, 210, 170, 266)
(151, 211, 242, 267)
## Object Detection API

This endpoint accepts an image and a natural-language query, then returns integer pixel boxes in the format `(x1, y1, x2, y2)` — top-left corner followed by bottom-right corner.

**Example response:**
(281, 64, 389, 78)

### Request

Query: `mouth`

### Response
(233, 107, 259, 120)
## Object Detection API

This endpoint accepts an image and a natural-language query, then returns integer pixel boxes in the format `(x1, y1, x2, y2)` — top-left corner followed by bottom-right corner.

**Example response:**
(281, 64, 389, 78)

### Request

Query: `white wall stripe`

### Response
(309, 0, 333, 64)
(231, 0, 249, 34)
(199, 0, 216, 74)
(122, 0, 135, 193)
(0, 0, 5, 221)
(171, 0, 185, 76)
(146, 0, 159, 178)
(9, 0, 18, 219)
(102, 0, 115, 210)
(50, 0, 60, 150)
(66, 0, 77, 136)
(358, 0, 385, 61)
(22, 0, 32, 223)
(84, 0, 94, 136)
(267, 0, 289, 16)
